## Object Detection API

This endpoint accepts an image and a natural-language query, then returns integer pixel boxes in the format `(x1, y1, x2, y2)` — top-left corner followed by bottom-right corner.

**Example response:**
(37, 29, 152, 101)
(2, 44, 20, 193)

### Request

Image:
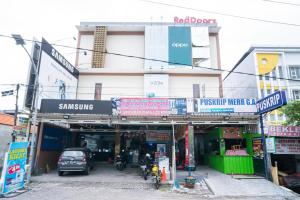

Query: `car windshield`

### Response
(62, 150, 84, 157)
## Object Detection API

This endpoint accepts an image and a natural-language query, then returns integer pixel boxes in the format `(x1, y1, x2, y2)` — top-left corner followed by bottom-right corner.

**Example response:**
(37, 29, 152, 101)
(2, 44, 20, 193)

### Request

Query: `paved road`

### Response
(4, 163, 300, 200)
(7, 181, 299, 200)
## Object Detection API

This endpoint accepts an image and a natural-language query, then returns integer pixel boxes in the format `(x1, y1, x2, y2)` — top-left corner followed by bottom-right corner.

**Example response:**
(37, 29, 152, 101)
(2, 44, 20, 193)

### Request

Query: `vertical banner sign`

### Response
(168, 27, 192, 66)
(1, 142, 29, 194)
(184, 126, 189, 167)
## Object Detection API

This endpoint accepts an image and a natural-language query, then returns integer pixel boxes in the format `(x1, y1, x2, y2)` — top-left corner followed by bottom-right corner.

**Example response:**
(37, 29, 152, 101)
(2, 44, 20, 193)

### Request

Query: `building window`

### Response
(202, 84, 206, 98)
(278, 66, 284, 79)
(94, 83, 102, 100)
(289, 66, 300, 80)
(272, 70, 276, 80)
(260, 89, 265, 98)
(270, 114, 276, 121)
(293, 90, 300, 100)
(265, 73, 270, 81)
(267, 89, 271, 95)
(193, 84, 200, 98)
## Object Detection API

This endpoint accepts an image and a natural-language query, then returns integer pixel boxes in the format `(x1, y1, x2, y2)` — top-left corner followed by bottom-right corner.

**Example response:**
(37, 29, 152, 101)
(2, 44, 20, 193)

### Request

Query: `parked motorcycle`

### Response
(115, 154, 126, 171)
(151, 163, 161, 189)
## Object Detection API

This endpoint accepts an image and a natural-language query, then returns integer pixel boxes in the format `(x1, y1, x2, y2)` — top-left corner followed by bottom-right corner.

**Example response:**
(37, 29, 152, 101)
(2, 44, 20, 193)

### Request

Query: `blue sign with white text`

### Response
(256, 91, 287, 115)
(168, 26, 192, 66)
(1, 142, 29, 194)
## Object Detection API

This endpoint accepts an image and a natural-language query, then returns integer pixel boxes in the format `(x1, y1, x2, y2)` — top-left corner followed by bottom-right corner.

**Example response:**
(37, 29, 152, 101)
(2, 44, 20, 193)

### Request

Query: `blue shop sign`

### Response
(256, 91, 287, 115)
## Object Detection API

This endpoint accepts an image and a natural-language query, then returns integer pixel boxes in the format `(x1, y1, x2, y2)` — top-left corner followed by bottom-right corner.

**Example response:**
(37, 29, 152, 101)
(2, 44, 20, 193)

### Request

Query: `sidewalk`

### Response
(176, 166, 299, 199)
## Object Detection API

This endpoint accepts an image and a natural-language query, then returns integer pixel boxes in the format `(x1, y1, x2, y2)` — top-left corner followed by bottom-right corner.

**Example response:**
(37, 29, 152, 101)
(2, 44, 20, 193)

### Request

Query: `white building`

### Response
(75, 22, 222, 100)
(224, 46, 300, 125)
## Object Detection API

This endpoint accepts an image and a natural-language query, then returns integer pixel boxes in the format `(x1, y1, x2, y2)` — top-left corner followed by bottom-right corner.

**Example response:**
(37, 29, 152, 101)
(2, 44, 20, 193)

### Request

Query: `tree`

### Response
(280, 100, 300, 126)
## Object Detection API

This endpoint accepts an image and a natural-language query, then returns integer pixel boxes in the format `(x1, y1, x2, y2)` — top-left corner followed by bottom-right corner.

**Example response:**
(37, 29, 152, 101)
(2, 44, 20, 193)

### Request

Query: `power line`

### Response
(140, 0, 300, 27)
(261, 0, 300, 6)
(1, 33, 300, 82)
(2, 83, 299, 90)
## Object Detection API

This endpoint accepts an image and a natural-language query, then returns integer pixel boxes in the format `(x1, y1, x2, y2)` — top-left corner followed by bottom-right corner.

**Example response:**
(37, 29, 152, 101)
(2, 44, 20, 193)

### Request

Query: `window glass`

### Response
(289, 66, 300, 80)
(293, 90, 300, 100)
(62, 151, 84, 157)
(265, 73, 270, 81)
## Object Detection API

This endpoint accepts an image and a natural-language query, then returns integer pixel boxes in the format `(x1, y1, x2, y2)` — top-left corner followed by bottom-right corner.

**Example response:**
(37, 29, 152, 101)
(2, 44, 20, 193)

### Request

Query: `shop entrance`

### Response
(77, 133, 115, 162)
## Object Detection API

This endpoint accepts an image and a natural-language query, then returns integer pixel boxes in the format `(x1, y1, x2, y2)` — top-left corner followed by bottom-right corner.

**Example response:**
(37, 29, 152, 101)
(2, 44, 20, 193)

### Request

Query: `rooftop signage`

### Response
(174, 16, 216, 24)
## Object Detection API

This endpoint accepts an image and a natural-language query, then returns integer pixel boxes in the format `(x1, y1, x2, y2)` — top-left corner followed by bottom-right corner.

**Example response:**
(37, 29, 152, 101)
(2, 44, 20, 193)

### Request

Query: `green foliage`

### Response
(280, 100, 300, 126)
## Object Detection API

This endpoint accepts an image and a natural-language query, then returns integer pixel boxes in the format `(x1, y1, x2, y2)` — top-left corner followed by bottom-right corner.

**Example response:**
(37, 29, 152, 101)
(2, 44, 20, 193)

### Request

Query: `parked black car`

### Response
(57, 148, 94, 176)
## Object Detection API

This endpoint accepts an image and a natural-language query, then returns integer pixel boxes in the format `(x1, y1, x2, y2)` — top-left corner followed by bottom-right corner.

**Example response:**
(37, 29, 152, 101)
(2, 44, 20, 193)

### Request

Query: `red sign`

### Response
(8, 164, 20, 175)
(184, 126, 189, 167)
(275, 138, 300, 154)
(119, 98, 169, 116)
(267, 126, 300, 137)
(174, 16, 216, 24)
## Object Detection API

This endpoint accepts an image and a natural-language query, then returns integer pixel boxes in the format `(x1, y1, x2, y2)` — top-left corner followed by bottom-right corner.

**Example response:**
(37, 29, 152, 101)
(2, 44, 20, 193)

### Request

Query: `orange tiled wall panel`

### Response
(92, 26, 107, 68)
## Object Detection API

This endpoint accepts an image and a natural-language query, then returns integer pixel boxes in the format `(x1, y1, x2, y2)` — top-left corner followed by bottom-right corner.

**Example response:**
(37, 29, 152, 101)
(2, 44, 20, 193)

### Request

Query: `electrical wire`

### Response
(1, 33, 300, 83)
(261, 0, 300, 6)
(140, 0, 300, 27)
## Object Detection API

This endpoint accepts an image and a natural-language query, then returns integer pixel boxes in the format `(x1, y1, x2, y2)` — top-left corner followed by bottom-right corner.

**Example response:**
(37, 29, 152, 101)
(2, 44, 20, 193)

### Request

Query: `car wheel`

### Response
(84, 167, 90, 175)
(58, 171, 63, 176)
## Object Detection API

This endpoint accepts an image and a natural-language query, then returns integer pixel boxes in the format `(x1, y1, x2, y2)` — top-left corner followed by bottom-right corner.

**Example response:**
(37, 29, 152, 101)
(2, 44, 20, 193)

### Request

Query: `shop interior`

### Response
(37, 123, 257, 176)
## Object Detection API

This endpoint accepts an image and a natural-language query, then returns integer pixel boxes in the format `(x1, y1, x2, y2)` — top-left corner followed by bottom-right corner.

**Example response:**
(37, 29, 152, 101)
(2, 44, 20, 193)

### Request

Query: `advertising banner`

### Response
(144, 74, 169, 98)
(168, 26, 192, 66)
(275, 138, 300, 154)
(1, 142, 29, 194)
(266, 126, 300, 137)
(37, 38, 79, 109)
(187, 98, 257, 113)
(266, 137, 276, 153)
(112, 98, 186, 116)
(13, 116, 29, 142)
(40, 99, 112, 115)
(146, 132, 170, 143)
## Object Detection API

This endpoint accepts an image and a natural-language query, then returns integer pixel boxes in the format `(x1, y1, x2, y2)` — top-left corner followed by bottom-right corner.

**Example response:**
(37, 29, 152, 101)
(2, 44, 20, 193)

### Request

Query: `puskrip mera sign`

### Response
(256, 91, 287, 115)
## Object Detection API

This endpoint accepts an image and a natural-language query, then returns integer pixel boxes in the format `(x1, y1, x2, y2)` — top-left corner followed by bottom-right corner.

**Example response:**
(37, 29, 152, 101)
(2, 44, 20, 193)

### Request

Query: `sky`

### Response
(1, 0, 300, 110)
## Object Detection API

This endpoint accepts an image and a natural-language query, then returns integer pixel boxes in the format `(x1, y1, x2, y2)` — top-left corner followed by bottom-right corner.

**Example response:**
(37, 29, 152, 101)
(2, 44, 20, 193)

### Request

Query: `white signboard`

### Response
(266, 137, 276, 153)
(187, 98, 257, 113)
(144, 74, 169, 98)
(37, 38, 79, 108)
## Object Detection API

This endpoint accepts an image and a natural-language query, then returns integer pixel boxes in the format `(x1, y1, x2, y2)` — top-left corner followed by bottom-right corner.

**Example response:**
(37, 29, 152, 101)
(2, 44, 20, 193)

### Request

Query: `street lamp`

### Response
(12, 34, 39, 184)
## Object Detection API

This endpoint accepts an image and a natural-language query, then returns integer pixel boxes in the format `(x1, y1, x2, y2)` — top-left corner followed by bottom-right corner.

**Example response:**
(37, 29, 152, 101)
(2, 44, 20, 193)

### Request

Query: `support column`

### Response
(185, 123, 195, 170)
(115, 125, 120, 156)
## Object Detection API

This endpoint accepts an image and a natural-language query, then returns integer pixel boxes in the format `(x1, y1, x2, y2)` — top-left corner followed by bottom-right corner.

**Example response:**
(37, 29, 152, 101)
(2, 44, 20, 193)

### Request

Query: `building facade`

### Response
(223, 46, 300, 176)
(224, 46, 300, 125)
(75, 22, 222, 100)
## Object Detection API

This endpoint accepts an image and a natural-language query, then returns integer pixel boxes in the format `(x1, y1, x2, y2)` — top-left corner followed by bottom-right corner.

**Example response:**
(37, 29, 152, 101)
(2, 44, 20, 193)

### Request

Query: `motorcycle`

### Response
(115, 155, 126, 171)
(151, 163, 161, 190)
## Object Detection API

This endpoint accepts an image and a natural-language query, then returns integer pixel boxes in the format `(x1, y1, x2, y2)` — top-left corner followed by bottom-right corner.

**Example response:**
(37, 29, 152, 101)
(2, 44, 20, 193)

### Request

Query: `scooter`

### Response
(115, 155, 126, 171)
(150, 163, 161, 190)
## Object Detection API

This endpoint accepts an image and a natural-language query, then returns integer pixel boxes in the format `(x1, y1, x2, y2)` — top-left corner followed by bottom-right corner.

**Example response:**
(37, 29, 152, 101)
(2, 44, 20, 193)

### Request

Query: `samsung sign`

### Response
(256, 91, 287, 115)
(40, 99, 112, 115)
(41, 38, 79, 78)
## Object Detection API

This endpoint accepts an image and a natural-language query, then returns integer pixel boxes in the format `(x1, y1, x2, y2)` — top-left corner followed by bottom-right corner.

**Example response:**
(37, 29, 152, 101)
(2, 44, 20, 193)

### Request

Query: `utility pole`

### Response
(12, 34, 40, 183)
(12, 83, 20, 142)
